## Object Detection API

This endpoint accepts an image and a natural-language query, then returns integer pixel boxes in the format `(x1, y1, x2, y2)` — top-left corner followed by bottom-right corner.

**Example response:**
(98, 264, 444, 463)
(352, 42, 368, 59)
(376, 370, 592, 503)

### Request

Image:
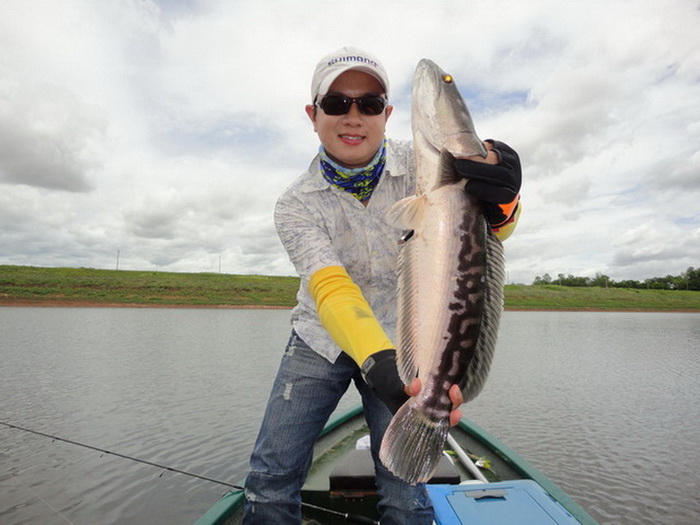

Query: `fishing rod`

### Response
(1, 421, 237, 488)
(1, 421, 378, 524)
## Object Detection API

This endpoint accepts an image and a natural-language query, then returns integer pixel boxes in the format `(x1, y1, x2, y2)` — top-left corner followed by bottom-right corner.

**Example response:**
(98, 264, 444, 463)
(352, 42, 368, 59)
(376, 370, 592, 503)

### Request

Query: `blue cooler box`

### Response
(427, 480, 581, 525)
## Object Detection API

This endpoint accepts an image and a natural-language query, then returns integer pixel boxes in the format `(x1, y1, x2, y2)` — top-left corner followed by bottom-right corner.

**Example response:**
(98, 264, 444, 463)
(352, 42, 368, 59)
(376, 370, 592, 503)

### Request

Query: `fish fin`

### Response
(379, 401, 450, 484)
(395, 231, 420, 383)
(461, 226, 506, 401)
(387, 195, 425, 230)
(435, 149, 463, 189)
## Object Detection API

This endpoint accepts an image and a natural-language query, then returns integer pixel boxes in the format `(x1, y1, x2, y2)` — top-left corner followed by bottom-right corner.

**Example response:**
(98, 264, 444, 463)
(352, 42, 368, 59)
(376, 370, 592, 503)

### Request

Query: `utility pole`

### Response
(116, 250, 120, 270)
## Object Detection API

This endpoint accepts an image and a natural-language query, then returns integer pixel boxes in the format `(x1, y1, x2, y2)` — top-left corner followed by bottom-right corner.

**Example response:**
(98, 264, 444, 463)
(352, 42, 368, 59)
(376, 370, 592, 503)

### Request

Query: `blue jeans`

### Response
(243, 331, 433, 524)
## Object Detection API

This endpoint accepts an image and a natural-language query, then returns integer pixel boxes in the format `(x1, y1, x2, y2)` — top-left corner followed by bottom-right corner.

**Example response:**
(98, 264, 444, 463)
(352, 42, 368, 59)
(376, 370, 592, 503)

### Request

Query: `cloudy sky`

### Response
(1, 0, 698, 284)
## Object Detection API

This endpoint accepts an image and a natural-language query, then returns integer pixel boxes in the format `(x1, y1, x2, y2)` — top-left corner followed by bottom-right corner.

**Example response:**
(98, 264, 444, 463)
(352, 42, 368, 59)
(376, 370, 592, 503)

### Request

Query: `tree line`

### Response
(532, 266, 700, 291)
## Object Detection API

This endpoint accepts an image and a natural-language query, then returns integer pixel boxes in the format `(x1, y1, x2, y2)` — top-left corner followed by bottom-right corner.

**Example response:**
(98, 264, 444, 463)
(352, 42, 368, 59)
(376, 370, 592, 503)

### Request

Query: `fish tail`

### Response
(379, 401, 450, 484)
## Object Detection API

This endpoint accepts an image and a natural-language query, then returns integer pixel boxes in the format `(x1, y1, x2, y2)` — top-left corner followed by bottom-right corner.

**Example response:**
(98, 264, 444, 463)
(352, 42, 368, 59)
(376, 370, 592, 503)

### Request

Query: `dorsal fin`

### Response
(395, 232, 420, 383)
(461, 228, 506, 402)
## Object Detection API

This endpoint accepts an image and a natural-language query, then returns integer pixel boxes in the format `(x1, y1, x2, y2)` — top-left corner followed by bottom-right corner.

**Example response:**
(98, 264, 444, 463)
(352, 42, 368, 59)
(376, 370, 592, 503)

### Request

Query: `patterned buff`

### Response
(319, 139, 387, 202)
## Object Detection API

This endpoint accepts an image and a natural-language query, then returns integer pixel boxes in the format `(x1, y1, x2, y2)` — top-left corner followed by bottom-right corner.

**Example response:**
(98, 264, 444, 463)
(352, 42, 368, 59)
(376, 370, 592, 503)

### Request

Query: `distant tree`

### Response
(558, 273, 590, 287)
(684, 267, 700, 291)
(530, 267, 698, 291)
(613, 279, 643, 289)
(590, 273, 611, 288)
(644, 276, 675, 290)
(533, 273, 552, 285)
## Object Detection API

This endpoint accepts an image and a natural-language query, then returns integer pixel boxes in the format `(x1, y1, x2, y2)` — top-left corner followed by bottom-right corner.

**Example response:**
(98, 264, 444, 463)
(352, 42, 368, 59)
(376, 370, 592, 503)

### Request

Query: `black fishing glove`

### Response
(454, 139, 522, 225)
(361, 349, 409, 414)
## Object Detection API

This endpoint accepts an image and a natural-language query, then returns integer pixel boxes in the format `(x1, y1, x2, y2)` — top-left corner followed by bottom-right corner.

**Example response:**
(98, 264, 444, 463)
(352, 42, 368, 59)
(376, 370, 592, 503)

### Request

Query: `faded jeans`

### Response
(242, 331, 434, 524)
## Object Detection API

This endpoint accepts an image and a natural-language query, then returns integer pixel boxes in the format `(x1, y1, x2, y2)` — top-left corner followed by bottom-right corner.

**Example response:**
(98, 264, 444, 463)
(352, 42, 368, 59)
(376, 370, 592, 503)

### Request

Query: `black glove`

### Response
(454, 139, 521, 225)
(361, 349, 409, 414)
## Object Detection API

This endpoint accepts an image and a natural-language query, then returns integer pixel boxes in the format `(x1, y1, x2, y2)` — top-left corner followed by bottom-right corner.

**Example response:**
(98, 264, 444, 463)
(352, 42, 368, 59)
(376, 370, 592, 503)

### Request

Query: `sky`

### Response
(1, 0, 698, 284)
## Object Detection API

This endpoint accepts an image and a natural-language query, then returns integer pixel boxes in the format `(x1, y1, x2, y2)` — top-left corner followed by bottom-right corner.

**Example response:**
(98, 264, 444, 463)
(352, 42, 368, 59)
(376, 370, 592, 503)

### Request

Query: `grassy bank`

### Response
(1, 265, 699, 311)
(0, 265, 300, 307)
(504, 284, 699, 312)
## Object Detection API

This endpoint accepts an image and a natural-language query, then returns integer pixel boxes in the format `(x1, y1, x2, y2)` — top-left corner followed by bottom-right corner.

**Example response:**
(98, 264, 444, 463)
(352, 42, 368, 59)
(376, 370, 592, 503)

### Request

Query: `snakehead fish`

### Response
(380, 59, 506, 484)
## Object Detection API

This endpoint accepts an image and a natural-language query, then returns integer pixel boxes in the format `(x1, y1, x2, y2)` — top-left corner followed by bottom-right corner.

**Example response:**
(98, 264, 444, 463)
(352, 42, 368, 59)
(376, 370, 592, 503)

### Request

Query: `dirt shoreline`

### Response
(1, 299, 697, 313)
(0, 300, 292, 309)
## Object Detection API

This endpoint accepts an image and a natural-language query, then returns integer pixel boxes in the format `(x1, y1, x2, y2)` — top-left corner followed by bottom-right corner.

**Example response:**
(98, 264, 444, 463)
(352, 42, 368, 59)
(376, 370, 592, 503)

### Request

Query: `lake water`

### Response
(1, 308, 698, 524)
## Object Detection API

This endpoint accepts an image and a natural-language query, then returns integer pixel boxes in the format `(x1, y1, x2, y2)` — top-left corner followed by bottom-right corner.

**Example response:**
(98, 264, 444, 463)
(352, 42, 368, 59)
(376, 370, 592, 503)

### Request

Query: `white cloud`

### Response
(1, 0, 699, 284)
(0, 77, 106, 191)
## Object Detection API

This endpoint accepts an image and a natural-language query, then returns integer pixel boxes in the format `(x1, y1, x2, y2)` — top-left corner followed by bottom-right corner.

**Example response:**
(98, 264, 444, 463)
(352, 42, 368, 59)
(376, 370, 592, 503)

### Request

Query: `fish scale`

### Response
(380, 59, 505, 484)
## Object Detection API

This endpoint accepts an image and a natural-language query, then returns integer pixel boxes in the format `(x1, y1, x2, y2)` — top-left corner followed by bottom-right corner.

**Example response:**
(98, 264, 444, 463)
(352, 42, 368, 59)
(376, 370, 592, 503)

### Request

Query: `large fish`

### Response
(381, 59, 506, 484)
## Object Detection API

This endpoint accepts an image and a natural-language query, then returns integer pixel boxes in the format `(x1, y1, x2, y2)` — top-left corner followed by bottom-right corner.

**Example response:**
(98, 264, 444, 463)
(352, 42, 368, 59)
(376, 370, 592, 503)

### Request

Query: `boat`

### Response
(195, 406, 598, 524)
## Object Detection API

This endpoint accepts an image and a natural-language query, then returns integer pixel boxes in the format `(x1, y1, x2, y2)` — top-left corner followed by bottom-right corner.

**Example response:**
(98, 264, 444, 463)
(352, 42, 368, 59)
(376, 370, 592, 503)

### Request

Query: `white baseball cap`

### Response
(310, 46, 390, 102)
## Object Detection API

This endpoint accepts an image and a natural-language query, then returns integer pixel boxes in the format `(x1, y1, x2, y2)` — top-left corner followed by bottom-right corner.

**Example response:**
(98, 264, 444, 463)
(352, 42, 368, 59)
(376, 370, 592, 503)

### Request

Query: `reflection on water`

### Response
(1, 308, 698, 524)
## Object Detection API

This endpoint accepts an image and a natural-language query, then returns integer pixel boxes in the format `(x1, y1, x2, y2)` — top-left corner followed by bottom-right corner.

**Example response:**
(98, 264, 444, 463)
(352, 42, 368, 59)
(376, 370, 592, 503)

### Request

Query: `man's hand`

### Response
(362, 350, 464, 426)
(361, 349, 410, 414)
(454, 140, 522, 226)
(406, 379, 464, 427)
(462, 139, 500, 165)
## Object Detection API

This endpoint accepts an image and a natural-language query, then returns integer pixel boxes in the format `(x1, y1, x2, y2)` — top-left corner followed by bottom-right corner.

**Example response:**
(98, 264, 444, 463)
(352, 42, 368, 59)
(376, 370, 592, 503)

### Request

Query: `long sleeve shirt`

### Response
(275, 139, 414, 362)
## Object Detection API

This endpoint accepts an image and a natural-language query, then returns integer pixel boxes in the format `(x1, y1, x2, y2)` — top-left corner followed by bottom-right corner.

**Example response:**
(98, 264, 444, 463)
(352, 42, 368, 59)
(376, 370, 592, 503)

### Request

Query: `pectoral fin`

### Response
(387, 195, 426, 230)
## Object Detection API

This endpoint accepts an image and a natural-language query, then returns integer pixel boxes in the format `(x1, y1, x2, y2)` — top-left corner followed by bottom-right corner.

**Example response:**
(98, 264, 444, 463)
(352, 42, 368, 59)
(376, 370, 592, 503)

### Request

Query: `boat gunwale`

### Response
(194, 406, 598, 525)
(452, 417, 598, 525)
(193, 407, 366, 525)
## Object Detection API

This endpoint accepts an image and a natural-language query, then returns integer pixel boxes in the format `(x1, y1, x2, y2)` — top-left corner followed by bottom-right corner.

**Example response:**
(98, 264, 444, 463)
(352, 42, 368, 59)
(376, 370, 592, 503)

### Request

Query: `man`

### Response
(243, 46, 521, 524)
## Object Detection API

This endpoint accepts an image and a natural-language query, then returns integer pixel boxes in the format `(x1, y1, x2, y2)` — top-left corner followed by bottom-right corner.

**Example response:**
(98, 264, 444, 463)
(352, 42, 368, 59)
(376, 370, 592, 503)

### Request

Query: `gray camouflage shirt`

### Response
(274, 139, 415, 363)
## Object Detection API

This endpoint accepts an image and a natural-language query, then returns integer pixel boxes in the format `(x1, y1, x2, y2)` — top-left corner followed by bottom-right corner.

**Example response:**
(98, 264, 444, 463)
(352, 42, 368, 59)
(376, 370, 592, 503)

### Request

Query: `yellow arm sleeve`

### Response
(309, 265, 393, 366)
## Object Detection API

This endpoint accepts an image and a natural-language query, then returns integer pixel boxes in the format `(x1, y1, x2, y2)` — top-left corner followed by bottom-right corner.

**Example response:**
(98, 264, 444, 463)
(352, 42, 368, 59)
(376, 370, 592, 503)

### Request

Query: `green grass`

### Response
(0, 265, 300, 307)
(504, 284, 700, 311)
(1, 265, 698, 311)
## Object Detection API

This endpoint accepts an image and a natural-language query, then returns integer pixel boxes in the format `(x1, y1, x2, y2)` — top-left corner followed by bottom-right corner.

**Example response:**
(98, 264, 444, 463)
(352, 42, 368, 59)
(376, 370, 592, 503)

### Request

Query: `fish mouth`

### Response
(416, 122, 483, 159)
(412, 59, 487, 159)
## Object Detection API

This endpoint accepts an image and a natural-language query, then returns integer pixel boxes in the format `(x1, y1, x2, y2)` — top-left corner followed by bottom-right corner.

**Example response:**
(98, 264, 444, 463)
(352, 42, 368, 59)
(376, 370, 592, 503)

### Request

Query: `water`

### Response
(1, 308, 698, 524)
(465, 312, 700, 524)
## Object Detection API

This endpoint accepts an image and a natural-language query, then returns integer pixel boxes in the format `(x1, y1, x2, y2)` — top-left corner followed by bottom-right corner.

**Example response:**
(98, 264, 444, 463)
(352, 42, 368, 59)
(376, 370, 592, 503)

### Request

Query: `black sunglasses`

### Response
(316, 94, 387, 116)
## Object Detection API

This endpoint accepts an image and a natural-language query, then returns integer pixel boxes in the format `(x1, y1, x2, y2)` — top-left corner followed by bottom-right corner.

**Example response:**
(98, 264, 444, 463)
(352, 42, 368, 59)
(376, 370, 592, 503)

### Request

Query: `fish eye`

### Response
(443, 74, 454, 84)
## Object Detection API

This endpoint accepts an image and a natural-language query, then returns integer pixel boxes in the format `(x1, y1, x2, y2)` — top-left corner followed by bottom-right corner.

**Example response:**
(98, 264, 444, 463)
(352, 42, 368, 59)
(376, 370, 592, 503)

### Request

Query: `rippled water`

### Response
(1, 308, 698, 524)
(466, 311, 700, 525)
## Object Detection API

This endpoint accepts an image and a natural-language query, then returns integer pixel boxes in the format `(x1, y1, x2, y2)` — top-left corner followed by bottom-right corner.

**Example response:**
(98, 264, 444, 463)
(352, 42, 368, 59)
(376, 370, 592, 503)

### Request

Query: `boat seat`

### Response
(329, 449, 460, 491)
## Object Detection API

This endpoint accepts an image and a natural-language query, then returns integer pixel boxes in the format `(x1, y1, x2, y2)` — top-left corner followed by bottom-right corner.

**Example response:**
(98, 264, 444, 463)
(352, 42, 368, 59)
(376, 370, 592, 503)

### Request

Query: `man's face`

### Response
(306, 70, 393, 169)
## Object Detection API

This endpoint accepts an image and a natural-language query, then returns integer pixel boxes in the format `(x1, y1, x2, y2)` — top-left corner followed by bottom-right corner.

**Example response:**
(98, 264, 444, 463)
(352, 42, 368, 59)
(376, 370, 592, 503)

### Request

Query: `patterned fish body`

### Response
(380, 59, 506, 484)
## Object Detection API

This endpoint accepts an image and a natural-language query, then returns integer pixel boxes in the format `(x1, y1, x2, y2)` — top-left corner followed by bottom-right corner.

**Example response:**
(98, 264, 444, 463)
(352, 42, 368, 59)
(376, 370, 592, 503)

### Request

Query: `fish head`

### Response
(412, 59, 486, 164)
